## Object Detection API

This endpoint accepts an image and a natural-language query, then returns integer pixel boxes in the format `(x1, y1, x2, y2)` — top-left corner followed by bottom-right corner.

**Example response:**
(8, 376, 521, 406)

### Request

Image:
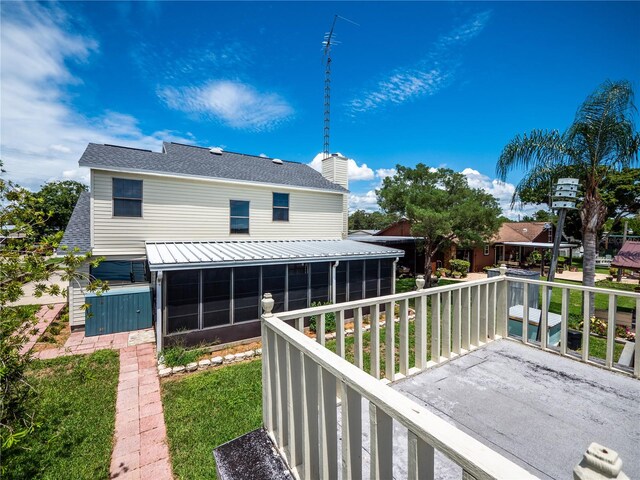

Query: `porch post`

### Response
(496, 265, 508, 338)
(331, 261, 339, 304)
(392, 257, 399, 294)
(155, 271, 164, 353)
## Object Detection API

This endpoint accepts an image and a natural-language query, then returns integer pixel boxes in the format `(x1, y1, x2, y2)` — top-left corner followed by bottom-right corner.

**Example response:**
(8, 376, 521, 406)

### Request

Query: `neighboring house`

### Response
(349, 219, 449, 275)
(470, 221, 557, 271)
(59, 142, 404, 349)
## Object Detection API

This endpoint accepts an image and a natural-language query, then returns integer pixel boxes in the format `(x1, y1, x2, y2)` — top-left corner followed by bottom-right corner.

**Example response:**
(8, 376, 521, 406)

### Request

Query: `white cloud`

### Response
(0, 3, 194, 190)
(349, 190, 379, 212)
(461, 168, 540, 220)
(158, 81, 294, 131)
(309, 153, 374, 182)
(375, 168, 396, 181)
(347, 11, 490, 115)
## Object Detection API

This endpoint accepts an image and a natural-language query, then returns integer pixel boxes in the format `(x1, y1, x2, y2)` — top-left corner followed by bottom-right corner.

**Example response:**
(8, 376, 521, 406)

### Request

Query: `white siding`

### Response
(68, 263, 90, 327)
(92, 170, 345, 256)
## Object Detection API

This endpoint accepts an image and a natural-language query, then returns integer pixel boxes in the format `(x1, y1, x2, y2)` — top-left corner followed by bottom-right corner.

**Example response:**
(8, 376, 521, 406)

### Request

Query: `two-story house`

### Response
(59, 142, 403, 349)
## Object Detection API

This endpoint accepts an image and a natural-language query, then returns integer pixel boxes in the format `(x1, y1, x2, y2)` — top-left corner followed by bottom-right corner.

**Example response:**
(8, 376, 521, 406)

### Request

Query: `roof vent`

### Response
(272, 158, 283, 165)
(209, 147, 223, 155)
(522, 228, 528, 233)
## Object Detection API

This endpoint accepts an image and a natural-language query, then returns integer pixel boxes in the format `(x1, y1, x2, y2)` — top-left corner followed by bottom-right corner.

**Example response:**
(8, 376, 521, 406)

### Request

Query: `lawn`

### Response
(162, 360, 263, 480)
(2, 350, 120, 480)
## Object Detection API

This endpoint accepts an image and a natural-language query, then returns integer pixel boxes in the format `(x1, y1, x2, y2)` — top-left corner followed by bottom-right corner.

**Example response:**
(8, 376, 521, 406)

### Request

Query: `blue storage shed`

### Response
(85, 286, 153, 337)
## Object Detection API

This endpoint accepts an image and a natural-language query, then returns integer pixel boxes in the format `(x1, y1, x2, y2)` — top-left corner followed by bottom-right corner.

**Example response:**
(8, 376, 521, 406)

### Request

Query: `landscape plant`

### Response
(0, 162, 107, 455)
(497, 80, 639, 300)
(449, 259, 470, 277)
(378, 166, 502, 285)
(308, 302, 337, 333)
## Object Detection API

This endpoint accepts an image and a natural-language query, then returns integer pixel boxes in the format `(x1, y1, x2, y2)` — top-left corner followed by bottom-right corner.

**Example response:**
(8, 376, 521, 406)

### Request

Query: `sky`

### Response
(1, 1, 639, 219)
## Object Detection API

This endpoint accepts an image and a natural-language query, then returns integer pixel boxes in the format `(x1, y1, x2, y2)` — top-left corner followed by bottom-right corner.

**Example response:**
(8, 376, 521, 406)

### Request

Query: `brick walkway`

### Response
(110, 343, 173, 480)
(35, 329, 153, 359)
(19, 303, 65, 355)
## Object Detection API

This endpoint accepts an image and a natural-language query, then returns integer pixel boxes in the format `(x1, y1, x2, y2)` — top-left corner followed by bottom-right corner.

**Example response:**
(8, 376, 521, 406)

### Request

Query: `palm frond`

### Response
(495, 129, 569, 182)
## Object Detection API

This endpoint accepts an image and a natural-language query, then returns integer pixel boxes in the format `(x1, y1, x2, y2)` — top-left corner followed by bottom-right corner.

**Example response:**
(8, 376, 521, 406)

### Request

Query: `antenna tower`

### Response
(322, 15, 357, 159)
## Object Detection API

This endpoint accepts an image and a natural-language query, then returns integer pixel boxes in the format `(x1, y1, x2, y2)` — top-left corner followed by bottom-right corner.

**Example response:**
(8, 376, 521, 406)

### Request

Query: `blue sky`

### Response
(1, 1, 638, 218)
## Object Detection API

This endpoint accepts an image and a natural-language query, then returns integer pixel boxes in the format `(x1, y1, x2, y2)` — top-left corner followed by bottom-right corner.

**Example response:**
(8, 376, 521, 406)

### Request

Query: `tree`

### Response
(377, 165, 502, 284)
(517, 167, 640, 241)
(31, 181, 88, 238)
(0, 165, 104, 455)
(497, 80, 639, 292)
(348, 210, 396, 231)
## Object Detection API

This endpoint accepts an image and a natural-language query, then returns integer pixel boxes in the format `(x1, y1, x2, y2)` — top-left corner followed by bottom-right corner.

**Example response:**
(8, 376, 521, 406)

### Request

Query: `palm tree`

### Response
(496, 80, 639, 294)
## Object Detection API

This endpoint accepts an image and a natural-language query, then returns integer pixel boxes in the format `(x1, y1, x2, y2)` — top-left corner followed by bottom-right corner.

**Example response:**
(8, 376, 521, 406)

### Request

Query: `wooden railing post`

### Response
(408, 431, 434, 480)
(370, 403, 393, 480)
(261, 294, 274, 433)
(496, 265, 508, 337)
(384, 301, 395, 381)
(370, 303, 381, 379)
(399, 299, 410, 375)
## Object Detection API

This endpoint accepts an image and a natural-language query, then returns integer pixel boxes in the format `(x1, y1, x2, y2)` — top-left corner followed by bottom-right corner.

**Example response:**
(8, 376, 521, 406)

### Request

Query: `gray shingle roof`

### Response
(57, 191, 90, 255)
(78, 142, 348, 193)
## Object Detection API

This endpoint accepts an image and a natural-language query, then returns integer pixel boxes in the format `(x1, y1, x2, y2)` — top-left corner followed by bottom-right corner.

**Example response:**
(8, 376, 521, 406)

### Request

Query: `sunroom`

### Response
(146, 239, 404, 349)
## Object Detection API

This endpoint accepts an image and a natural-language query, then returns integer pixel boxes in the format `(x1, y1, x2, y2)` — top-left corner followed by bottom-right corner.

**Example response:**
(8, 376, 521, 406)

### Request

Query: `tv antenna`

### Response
(322, 14, 358, 159)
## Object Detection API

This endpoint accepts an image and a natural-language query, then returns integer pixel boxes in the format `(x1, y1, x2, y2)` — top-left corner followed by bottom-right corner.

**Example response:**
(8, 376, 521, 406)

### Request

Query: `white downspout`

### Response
(392, 257, 399, 294)
(155, 271, 163, 354)
(332, 260, 339, 304)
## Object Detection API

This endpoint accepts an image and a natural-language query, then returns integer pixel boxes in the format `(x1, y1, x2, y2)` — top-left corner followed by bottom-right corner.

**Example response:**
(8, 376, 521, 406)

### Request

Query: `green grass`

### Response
(567, 257, 611, 275)
(162, 360, 263, 480)
(548, 279, 636, 317)
(3, 350, 119, 480)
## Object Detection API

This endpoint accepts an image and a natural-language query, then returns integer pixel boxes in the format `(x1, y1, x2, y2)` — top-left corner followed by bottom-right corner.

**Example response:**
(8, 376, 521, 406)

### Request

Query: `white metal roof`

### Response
(145, 239, 404, 271)
(502, 242, 578, 248)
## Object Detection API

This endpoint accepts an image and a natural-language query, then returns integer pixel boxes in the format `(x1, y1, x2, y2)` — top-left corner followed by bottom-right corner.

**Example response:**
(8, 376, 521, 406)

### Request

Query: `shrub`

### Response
(449, 259, 470, 277)
(308, 302, 336, 333)
(436, 268, 450, 278)
(527, 251, 542, 264)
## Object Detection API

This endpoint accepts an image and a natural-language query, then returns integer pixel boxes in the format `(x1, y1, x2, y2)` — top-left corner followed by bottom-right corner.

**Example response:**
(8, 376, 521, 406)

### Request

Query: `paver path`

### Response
(110, 343, 173, 480)
(19, 303, 65, 355)
(35, 328, 154, 359)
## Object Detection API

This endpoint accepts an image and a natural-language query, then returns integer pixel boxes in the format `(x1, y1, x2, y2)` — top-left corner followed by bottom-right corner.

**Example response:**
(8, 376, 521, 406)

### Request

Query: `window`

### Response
(348, 260, 364, 301)
(310, 263, 330, 304)
(288, 263, 308, 310)
(166, 270, 199, 333)
(202, 269, 231, 328)
(272, 193, 289, 221)
(113, 178, 142, 217)
(230, 200, 249, 234)
(233, 266, 260, 322)
(483, 245, 490, 256)
(262, 265, 286, 314)
(365, 260, 379, 298)
(91, 260, 149, 283)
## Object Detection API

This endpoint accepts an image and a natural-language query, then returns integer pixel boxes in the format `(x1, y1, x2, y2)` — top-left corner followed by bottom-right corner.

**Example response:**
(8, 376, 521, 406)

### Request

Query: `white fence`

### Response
(260, 268, 639, 479)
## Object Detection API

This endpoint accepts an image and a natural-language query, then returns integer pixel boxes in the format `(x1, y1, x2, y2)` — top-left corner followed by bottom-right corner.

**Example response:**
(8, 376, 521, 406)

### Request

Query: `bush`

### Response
(308, 302, 336, 333)
(449, 259, 470, 277)
(436, 268, 450, 278)
(527, 251, 542, 264)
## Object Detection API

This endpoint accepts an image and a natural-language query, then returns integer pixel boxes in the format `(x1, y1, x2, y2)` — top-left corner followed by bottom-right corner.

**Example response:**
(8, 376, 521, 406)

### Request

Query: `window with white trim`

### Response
(272, 192, 289, 221)
(483, 245, 490, 256)
(230, 200, 250, 234)
(113, 178, 142, 217)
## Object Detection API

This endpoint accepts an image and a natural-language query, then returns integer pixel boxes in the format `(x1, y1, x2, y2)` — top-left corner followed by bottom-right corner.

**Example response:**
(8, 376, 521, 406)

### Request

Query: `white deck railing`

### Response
(260, 268, 639, 479)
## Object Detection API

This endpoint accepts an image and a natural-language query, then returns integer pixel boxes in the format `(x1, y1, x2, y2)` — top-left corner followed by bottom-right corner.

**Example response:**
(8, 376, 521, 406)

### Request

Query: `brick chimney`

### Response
(321, 154, 349, 239)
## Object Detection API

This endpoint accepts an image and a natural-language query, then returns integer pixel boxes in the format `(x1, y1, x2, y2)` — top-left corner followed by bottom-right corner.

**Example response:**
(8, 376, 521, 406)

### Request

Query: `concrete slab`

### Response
(391, 340, 639, 479)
